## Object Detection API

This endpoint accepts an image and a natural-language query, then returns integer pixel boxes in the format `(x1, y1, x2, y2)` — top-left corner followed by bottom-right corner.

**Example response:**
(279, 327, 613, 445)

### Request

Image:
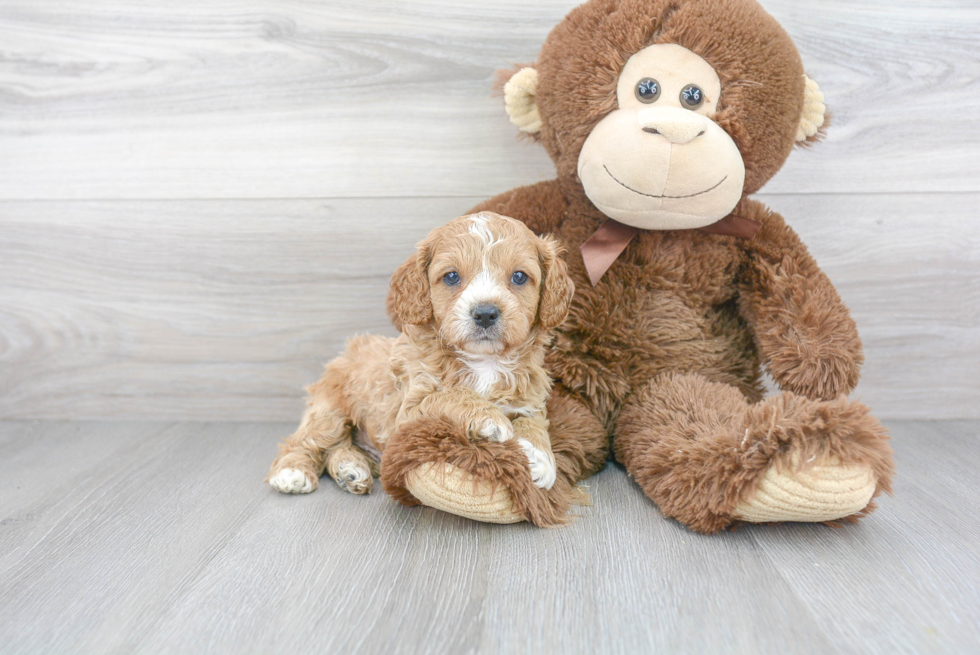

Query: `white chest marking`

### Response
(459, 352, 518, 397)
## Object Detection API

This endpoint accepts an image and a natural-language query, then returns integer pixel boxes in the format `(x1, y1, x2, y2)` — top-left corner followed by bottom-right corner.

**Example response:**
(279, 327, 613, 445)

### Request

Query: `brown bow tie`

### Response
(579, 214, 761, 286)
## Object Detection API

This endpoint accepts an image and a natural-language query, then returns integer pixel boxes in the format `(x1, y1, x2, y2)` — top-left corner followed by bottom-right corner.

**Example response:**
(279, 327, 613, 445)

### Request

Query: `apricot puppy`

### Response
(267, 212, 574, 497)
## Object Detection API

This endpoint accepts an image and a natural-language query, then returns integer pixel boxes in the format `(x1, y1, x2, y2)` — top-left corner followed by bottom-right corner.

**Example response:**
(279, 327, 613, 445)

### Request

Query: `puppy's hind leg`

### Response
(267, 399, 351, 494)
(326, 444, 376, 495)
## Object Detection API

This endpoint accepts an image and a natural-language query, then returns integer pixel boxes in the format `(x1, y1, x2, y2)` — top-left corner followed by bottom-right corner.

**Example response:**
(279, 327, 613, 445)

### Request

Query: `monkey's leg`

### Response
(546, 383, 610, 486)
(382, 384, 609, 527)
(615, 372, 894, 534)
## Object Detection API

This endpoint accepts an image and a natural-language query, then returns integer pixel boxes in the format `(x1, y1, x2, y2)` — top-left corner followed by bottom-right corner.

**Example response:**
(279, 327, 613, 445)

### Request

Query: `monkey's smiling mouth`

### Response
(603, 165, 727, 199)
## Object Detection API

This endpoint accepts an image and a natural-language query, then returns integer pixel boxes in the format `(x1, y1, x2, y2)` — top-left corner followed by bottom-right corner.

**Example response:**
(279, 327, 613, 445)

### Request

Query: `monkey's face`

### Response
(577, 44, 745, 230)
(500, 0, 827, 221)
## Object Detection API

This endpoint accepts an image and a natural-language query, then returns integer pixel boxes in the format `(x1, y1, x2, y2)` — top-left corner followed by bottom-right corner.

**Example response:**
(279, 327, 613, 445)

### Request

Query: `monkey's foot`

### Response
(733, 457, 876, 523)
(405, 463, 524, 524)
(382, 416, 577, 527)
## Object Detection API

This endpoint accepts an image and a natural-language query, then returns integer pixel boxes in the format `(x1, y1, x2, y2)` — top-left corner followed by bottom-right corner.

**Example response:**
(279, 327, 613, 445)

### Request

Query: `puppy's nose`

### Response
(471, 304, 500, 329)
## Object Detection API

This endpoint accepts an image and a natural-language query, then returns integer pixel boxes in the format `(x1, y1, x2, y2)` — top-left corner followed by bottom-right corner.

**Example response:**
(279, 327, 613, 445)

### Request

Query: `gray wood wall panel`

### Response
(0, 0, 977, 199)
(1, 194, 977, 421)
(0, 0, 977, 420)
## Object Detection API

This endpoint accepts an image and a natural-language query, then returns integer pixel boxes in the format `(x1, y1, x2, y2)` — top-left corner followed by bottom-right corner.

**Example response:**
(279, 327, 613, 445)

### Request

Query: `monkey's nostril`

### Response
(471, 304, 500, 329)
(642, 127, 660, 135)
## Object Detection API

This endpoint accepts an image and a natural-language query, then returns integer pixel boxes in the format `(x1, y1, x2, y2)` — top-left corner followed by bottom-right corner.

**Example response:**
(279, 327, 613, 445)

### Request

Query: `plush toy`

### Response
(383, 0, 895, 532)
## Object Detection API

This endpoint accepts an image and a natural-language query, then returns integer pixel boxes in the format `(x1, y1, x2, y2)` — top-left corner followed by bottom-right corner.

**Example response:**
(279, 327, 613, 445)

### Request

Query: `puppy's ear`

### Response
(536, 235, 574, 330)
(389, 242, 433, 326)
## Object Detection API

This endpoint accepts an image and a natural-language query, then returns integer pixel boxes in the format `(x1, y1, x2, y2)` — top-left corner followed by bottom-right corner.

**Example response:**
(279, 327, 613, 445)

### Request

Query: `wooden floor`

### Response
(0, 420, 977, 654)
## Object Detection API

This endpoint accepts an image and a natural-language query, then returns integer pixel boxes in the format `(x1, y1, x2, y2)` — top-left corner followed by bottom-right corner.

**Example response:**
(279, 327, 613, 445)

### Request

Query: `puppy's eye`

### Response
(443, 271, 460, 286)
(635, 78, 661, 104)
(680, 84, 704, 109)
(511, 271, 528, 286)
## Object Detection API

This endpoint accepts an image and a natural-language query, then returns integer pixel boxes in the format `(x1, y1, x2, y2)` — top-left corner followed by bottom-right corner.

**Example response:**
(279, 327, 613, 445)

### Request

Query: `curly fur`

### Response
(270, 213, 583, 524)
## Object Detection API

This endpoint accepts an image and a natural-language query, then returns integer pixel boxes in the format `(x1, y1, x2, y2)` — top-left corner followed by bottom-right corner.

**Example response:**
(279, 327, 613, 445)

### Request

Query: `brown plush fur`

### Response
(387, 0, 894, 533)
(533, 0, 807, 196)
(269, 213, 580, 520)
(382, 383, 609, 528)
(382, 416, 585, 527)
(615, 373, 893, 533)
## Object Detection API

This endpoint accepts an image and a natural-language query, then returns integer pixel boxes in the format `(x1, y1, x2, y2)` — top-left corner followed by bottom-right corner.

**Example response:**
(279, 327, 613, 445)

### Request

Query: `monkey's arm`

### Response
(736, 199, 863, 400)
(467, 179, 568, 236)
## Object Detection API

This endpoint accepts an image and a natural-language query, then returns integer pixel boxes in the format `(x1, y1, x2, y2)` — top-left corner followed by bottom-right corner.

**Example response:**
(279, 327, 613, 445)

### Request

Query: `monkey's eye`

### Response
(511, 271, 528, 286)
(443, 271, 461, 286)
(635, 78, 661, 104)
(680, 84, 704, 109)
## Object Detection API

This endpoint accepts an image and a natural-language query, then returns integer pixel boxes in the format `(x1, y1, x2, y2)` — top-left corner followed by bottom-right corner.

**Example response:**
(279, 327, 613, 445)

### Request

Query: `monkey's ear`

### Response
(536, 235, 574, 330)
(502, 67, 543, 135)
(796, 75, 828, 143)
(388, 243, 433, 326)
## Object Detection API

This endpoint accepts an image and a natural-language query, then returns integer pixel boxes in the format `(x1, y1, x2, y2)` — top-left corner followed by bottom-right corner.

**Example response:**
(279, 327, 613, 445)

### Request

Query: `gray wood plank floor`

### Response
(0, 420, 977, 654)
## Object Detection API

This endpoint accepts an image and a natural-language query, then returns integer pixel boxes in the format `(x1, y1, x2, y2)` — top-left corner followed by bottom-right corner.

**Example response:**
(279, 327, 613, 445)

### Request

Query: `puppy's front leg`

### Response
(409, 388, 514, 443)
(513, 415, 557, 490)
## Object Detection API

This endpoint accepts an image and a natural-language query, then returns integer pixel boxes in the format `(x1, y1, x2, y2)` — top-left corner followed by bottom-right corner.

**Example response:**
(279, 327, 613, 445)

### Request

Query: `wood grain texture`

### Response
(1, 0, 976, 421)
(0, 0, 977, 200)
(0, 420, 977, 654)
(2, 194, 977, 421)
(751, 421, 980, 655)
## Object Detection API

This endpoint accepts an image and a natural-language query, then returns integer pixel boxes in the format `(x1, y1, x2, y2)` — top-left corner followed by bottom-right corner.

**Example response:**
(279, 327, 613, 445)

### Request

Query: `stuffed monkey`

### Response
(384, 0, 894, 532)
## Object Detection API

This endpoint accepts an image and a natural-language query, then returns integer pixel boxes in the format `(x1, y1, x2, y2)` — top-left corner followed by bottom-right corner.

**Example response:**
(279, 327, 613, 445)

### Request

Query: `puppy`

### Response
(267, 211, 575, 496)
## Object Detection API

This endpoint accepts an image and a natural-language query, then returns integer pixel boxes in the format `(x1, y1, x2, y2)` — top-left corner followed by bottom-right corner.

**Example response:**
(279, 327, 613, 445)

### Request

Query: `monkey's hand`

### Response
(738, 206, 863, 400)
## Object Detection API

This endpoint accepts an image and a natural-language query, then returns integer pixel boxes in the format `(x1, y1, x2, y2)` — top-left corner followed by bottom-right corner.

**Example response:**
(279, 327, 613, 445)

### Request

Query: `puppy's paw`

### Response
(473, 416, 514, 443)
(334, 458, 373, 495)
(518, 438, 557, 490)
(269, 468, 316, 494)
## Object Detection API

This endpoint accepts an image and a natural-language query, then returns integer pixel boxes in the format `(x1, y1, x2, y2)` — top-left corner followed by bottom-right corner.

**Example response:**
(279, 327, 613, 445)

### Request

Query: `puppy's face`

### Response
(429, 215, 543, 354)
(390, 212, 574, 354)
